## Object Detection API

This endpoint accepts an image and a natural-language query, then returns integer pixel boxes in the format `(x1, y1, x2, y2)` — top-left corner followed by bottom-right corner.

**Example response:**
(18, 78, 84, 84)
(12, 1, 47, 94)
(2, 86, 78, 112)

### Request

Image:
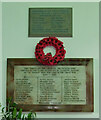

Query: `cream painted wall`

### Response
(2, 2, 99, 118)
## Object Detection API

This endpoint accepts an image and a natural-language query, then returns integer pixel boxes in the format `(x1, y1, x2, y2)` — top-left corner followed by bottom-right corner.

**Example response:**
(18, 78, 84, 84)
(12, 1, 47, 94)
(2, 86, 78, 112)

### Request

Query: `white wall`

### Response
(2, 2, 99, 118)
(0, 1, 2, 108)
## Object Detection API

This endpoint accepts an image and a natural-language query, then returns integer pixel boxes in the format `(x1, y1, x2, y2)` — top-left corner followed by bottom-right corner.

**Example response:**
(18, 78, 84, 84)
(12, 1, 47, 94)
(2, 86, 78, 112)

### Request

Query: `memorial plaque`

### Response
(28, 8, 72, 37)
(7, 58, 93, 112)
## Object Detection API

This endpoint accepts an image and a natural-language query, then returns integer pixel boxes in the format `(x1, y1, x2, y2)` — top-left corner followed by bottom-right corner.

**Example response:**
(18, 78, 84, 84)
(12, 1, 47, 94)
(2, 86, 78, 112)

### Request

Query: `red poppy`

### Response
(35, 37, 66, 65)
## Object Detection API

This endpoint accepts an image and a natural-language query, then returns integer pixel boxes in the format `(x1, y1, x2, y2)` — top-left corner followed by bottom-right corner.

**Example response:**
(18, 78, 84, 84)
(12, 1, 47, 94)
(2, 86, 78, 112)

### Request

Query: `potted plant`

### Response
(0, 98, 36, 120)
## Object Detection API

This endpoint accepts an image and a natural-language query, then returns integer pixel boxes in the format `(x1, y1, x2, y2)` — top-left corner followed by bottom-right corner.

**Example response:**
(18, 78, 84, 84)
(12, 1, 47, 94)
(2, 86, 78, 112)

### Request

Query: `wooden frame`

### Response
(7, 58, 93, 112)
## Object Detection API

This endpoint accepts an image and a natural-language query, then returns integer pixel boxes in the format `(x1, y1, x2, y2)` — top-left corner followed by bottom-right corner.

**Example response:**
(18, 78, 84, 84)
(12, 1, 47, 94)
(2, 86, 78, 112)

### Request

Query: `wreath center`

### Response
(43, 45, 56, 57)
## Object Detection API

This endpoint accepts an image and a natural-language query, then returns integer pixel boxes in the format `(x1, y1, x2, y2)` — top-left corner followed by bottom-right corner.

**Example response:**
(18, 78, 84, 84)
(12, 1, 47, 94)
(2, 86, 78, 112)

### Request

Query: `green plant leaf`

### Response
(27, 112, 32, 119)
(8, 97, 12, 104)
(17, 108, 22, 119)
(34, 112, 36, 117)
(5, 112, 11, 119)
(2, 107, 5, 113)
(30, 110, 36, 117)
(12, 108, 17, 119)
(22, 114, 25, 120)
(0, 103, 1, 107)
(12, 102, 17, 107)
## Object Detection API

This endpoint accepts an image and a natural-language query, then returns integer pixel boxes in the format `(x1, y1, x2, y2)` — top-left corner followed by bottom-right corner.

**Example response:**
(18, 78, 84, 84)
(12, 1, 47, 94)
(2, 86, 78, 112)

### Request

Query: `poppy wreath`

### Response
(35, 37, 66, 65)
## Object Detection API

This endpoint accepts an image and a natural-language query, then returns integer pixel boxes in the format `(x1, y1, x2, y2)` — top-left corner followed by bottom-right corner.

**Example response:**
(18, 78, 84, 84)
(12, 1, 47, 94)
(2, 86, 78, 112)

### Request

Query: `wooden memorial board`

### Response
(7, 58, 93, 112)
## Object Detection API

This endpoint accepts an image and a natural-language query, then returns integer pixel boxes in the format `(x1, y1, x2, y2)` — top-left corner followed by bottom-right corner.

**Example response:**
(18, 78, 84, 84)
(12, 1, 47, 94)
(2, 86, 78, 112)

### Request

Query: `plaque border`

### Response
(7, 58, 94, 112)
(28, 8, 73, 37)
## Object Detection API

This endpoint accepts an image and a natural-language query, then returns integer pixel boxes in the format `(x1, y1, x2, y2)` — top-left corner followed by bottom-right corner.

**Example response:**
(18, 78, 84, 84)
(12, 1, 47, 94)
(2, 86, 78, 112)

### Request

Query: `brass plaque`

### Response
(7, 58, 94, 112)
(28, 8, 72, 37)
